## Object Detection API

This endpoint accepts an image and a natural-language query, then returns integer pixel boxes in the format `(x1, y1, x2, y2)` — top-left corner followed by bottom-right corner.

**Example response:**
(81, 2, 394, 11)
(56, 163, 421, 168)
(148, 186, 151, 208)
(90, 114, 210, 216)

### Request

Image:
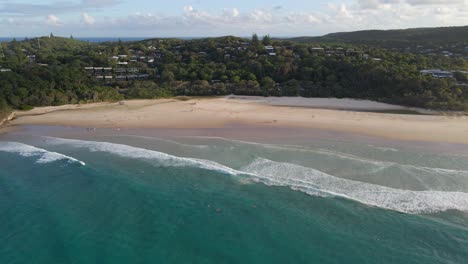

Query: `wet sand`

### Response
(3, 96, 468, 145)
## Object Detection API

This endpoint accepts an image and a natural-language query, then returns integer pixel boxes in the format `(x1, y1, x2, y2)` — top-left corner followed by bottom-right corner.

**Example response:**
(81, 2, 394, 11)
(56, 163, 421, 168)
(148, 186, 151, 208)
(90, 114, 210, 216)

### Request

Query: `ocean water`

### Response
(0, 37, 206, 43)
(1, 128, 468, 263)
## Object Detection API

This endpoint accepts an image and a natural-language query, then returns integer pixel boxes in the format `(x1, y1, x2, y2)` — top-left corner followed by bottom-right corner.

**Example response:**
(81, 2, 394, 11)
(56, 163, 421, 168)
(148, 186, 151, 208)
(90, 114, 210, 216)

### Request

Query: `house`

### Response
(420, 69, 453, 78)
(346, 49, 359, 56)
(110, 56, 119, 60)
(118, 62, 128, 65)
(441, 51, 452, 57)
(265, 45, 275, 53)
(27, 55, 36, 62)
(137, 74, 149, 79)
(311, 47, 324, 53)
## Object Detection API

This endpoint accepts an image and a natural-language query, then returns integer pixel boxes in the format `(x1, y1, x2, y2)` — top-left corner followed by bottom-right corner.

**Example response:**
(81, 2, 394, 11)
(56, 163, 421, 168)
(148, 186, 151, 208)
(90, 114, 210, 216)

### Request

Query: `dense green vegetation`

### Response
(0, 27, 467, 115)
(286, 26, 468, 52)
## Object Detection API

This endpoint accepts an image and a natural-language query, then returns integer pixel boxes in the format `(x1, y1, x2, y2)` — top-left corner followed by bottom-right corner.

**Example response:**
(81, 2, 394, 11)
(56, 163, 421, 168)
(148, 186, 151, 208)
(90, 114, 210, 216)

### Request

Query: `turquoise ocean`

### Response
(1, 126, 468, 263)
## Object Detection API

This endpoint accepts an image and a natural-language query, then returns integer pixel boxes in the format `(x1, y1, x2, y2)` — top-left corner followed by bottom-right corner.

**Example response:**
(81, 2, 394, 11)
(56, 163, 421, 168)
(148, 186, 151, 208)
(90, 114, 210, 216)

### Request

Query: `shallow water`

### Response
(1, 127, 467, 263)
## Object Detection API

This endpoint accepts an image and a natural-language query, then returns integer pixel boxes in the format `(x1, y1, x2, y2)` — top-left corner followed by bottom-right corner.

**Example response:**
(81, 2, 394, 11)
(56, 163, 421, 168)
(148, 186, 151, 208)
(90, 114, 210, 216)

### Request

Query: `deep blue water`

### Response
(0, 132, 467, 263)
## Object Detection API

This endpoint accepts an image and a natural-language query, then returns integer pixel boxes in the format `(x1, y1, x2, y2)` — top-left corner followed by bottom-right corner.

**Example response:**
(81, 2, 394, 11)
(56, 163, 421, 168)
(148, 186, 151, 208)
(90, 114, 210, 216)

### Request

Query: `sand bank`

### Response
(7, 97, 468, 144)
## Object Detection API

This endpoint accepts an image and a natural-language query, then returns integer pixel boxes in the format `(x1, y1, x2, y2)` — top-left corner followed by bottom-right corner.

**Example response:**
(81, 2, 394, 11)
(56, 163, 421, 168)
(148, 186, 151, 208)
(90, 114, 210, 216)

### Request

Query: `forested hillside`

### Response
(287, 26, 468, 46)
(288, 26, 468, 51)
(1, 29, 467, 115)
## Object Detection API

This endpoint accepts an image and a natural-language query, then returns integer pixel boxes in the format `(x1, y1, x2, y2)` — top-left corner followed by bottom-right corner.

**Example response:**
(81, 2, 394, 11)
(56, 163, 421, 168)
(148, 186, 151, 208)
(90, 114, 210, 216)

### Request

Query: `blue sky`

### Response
(0, 0, 467, 37)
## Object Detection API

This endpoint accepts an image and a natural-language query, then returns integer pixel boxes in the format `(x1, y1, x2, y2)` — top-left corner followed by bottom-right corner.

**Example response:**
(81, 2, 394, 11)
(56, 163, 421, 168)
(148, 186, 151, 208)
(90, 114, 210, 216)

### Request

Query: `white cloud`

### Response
(46, 14, 62, 26)
(1, 0, 467, 37)
(248, 10, 273, 23)
(82, 12, 95, 25)
(0, 0, 120, 16)
(223, 8, 240, 18)
(405, 0, 465, 5)
(183, 5, 193, 13)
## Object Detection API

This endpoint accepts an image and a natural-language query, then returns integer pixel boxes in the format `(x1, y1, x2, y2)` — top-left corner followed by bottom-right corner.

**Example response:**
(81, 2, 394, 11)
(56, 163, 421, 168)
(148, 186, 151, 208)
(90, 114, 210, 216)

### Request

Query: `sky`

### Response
(0, 0, 467, 37)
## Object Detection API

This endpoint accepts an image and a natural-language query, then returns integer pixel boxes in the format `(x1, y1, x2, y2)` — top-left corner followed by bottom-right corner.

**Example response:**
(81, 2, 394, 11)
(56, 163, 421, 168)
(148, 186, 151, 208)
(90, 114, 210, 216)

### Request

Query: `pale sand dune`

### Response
(7, 97, 468, 144)
(226, 96, 436, 113)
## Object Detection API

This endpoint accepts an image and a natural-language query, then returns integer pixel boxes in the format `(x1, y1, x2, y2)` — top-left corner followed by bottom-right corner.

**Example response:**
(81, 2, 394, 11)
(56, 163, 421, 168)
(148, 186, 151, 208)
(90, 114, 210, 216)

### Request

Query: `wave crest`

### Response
(0, 142, 86, 166)
(45, 137, 238, 175)
(241, 158, 468, 214)
(43, 137, 468, 214)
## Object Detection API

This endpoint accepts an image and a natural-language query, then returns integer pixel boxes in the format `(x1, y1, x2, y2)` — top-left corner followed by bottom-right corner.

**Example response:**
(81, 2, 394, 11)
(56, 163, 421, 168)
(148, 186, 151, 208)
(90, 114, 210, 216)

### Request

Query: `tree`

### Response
(252, 33, 260, 46)
(161, 70, 175, 82)
(263, 35, 271, 46)
(261, 77, 275, 90)
(0, 96, 10, 115)
(454, 72, 467, 82)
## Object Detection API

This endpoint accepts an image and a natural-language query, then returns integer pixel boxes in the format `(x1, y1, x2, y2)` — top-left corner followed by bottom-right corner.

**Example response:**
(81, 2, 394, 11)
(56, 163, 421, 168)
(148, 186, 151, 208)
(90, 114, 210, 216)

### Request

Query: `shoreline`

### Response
(0, 112, 17, 129)
(3, 96, 468, 145)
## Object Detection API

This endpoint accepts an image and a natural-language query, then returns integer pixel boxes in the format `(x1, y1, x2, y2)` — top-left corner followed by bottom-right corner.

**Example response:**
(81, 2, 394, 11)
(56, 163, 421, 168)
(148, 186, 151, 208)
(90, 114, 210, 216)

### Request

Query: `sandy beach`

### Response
(3, 96, 468, 144)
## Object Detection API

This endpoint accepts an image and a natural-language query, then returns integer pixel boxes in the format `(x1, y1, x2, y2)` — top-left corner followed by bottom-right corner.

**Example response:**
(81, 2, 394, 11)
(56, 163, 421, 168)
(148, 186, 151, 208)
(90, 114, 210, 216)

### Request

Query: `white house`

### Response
(265, 45, 275, 53)
(420, 69, 454, 78)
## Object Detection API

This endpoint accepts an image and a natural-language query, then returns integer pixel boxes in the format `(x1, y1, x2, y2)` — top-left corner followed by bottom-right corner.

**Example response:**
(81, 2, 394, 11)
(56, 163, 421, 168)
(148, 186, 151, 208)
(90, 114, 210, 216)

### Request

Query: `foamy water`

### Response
(35, 137, 468, 214)
(1, 133, 468, 263)
(0, 141, 85, 166)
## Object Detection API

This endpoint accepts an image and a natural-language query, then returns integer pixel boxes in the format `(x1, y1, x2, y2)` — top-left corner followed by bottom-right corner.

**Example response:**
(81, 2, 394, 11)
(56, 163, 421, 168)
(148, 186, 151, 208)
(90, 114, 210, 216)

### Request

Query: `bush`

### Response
(18, 105, 34, 111)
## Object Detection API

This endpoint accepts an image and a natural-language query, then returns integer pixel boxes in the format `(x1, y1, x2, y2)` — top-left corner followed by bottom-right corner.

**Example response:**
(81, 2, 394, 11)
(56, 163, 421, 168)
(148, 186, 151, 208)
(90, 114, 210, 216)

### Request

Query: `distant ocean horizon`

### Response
(0, 36, 295, 43)
(0, 37, 201, 43)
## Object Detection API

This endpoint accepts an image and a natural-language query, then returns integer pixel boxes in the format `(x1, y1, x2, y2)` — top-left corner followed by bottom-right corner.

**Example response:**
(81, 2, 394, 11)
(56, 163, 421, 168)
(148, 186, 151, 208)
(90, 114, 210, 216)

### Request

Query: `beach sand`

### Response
(4, 96, 468, 144)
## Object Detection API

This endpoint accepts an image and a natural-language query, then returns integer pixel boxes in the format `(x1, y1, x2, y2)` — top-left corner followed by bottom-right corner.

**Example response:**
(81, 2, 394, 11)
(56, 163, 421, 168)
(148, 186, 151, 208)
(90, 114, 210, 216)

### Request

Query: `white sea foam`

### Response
(0, 142, 86, 166)
(241, 158, 468, 214)
(184, 136, 468, 179)
(45, 137, 239, 175)
(104, 135, 210, 149)
(368, 144, 399, 152)
(43, 137, 468, 214)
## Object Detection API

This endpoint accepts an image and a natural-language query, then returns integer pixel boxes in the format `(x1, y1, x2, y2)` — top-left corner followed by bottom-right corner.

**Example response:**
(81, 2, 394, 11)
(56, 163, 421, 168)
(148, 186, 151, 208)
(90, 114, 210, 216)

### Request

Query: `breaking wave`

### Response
(44, 137, 239, 175)
(182, 136, 468, 180)
(241, 158, 468, 214)
(0, 142, 86, 166)
(43, 137, 468, 214)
